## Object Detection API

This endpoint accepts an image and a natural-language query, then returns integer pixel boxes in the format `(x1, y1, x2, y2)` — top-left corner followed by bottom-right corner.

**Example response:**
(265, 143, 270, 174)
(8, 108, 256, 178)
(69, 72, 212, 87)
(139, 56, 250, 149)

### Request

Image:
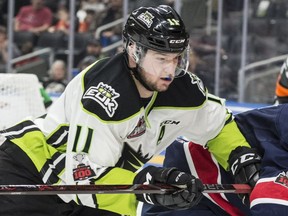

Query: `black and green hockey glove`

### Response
(134, 166, 204, 209)
(228, 146, 261, 205)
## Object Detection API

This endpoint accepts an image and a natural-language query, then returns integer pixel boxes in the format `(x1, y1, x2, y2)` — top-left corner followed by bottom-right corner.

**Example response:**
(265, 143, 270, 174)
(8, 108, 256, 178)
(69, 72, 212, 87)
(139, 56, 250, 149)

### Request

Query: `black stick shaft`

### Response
(0, 184, 252, 195)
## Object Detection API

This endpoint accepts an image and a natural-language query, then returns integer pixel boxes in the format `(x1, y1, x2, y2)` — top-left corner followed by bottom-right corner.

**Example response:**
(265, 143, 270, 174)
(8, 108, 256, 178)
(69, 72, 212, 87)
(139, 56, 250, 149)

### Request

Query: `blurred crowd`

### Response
(0, 0, 287, 101)
(186, 0, 288, 101)
(0, 0, 126, 94)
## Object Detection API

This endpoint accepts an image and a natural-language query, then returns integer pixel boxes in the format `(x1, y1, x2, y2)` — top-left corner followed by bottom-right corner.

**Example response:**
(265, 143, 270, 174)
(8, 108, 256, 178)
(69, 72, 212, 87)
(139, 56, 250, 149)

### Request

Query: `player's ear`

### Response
(128, 41, 134, 47)
(127, 41, 136, 53)
(127, 42, 138, 61)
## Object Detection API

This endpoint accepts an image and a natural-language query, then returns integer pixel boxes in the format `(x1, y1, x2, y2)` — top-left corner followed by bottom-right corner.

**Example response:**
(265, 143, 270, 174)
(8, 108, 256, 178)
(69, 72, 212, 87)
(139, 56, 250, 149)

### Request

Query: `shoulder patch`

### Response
(83, 82, 120, 117)
(275, 172, 288, 188)
(187, 72, 206, 96)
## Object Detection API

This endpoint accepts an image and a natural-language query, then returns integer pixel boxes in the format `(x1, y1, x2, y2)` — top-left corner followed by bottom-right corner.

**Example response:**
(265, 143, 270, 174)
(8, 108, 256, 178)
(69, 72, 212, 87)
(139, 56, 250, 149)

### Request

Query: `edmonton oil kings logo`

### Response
(83, 82, 120, 117)
(137, 11, 154, 28)
(275, 172, 288, 188)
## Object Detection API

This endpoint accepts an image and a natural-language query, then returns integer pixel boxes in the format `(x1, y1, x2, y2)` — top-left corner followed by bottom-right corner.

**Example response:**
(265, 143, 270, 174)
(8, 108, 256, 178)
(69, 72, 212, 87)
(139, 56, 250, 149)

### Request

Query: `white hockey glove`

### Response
(133, 166, 204, 209)
(228, 146, 261, 205)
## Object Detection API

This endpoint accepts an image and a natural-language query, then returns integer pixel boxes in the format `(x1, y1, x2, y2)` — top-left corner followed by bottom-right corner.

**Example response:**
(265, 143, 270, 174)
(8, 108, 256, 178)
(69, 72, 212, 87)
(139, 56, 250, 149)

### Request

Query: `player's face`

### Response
(138, 50, 179, 92)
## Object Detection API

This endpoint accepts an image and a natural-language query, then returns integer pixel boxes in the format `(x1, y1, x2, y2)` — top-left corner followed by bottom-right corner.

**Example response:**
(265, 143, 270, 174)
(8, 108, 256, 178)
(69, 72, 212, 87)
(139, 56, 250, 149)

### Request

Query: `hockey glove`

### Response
(228, 146, 261, 205)
(134, 166, 204, 209)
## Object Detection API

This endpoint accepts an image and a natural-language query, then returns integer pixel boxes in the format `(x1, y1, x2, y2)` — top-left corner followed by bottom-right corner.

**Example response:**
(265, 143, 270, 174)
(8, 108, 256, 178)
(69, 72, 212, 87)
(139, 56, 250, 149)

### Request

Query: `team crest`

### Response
(83, 82, 120, 117)
(127, 116, 146, 139)
(275, 172, 288, 188)
(137, 11, 154, 28)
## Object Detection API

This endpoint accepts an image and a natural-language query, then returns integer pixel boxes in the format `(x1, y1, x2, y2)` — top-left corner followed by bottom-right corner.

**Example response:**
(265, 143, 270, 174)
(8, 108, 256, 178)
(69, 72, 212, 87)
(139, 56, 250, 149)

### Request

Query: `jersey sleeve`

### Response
(206, 96, 250, 170)
(35, 74, 140, 215)
(34, 92, 69, 153)
(1, 119, 139, 215)
(91, 167, 138, 215)
(206, 113, 251, 170)
(178, 92, 251, 170)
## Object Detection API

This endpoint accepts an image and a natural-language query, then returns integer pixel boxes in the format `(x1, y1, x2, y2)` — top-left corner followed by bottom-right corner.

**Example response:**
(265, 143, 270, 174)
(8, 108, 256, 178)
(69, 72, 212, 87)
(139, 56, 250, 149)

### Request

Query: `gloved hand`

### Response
(228, 146, 261, 205)
(134, 166, 204, 209)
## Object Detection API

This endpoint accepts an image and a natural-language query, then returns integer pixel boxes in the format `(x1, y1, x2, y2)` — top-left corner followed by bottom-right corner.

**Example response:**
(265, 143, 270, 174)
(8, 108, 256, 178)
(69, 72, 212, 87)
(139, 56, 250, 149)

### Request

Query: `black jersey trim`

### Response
(207, 96, 223, 105)
(40, 152, 66, 184)
(76, 195, 83, 206)
(46, 125, 69, 147)
(0, 120, 40, 140)
(92, 194, 98, 208)
(225, 112, 234, 125)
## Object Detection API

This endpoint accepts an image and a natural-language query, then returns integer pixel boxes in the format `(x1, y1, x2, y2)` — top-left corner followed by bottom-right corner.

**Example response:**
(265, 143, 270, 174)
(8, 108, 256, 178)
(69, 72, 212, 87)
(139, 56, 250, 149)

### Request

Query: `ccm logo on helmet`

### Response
(169, 39, 185, 44)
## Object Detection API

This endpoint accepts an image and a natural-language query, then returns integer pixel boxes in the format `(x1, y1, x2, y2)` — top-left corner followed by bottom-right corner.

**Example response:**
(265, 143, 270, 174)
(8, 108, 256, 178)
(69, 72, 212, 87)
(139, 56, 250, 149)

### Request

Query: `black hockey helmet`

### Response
(123, 5, 189, 53)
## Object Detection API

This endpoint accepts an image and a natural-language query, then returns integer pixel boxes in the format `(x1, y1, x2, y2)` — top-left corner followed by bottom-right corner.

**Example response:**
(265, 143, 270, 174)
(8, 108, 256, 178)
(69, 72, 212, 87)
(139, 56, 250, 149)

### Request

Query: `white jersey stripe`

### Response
(1, 124, 38, 137)
(251, 198, 288, 208)
(42, 153, 66, 183)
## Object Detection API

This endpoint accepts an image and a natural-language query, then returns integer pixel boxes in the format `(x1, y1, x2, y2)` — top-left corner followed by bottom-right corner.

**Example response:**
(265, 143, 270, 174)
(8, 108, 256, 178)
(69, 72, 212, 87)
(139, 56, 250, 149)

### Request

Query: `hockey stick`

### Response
(0, 183, 251, 195)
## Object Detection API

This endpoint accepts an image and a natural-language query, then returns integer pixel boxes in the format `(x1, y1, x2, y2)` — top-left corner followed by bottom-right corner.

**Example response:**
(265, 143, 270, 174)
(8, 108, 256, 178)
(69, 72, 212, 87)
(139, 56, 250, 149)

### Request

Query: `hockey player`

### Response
(140, 137, 252, 216)
(275, 57, 288, 104)
(142, 104, 288, 216)
(0, 5, 260, 216)
(233, 104, 288, 215)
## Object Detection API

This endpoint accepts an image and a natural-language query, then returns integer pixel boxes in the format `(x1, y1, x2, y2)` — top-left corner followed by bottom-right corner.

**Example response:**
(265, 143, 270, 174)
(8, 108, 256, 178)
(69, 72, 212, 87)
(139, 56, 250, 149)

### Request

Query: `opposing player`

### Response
(0, 5, 260, 216)
(142, 104, 288, 216)
(140, 137, 252, 216)
(275, 57, 288, 104)
(233, 104, 288, 215)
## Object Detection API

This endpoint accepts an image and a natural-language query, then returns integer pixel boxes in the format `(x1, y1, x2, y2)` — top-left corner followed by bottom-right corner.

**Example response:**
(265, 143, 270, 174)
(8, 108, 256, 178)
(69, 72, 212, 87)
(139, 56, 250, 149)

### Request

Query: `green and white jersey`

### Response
(0, 52, 250, 215)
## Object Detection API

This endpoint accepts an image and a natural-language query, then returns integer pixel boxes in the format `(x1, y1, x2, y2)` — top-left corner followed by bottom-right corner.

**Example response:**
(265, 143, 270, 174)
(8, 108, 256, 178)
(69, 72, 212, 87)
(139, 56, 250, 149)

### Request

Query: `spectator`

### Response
(48, 7, 70, 35)
(43, 59, 68, 94)
(14, 0, 53, 35)
(44, 0, 67, 14)
(77, 1, 106, 33)
(77, 55, 97, 71)
(14, 41, 40, 68)
(77, 9, 98, 33)
(77, 38, 107, 71)
(191, 53, 236, 100)
(85, 38, 104, 57)
(0, 25, 21, 73)
(0, 0, 31, 26)
(188, 50, 215, 92)
(188, 34, 236, 99)
(98, 0, 123, 46)
(80, 0, 106, 13)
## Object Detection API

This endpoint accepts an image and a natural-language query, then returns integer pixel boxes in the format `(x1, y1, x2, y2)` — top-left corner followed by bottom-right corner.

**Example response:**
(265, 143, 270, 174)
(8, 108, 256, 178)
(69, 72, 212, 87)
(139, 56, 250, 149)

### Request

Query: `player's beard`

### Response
(137, 67, 171, 92)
